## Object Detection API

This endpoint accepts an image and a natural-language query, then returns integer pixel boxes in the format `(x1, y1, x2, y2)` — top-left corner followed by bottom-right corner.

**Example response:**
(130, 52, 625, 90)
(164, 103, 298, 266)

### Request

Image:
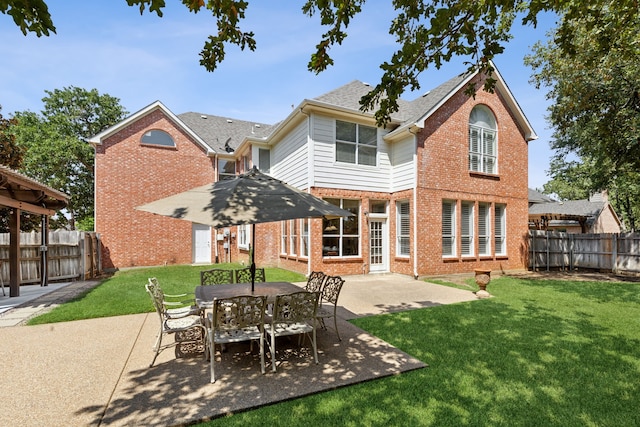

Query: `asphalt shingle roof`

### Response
(178, 112, 273, 153)
(528, 200, 605, 217)
(312, 73, 470, 124)
(176, 70, 475, 151)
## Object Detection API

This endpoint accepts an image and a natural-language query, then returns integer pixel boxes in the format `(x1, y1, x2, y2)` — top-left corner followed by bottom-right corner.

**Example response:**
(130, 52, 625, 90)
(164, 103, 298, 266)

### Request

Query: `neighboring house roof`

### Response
(529, 199, 606, 218)
(528, 188, 555, 204)
(528, 190, 623, 232)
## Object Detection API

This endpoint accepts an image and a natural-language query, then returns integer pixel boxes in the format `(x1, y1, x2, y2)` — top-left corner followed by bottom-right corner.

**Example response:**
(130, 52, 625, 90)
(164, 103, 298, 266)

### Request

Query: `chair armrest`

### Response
(164, 292, 193, 299)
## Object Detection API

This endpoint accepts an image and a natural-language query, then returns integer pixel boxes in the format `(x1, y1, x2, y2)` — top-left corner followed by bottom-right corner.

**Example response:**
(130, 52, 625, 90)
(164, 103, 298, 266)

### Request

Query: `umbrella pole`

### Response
(251, 224, 256, 292)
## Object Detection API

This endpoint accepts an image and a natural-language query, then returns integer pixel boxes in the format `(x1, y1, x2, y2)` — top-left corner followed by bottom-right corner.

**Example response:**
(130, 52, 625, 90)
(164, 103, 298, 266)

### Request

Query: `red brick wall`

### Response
(95, 108, 216, 269)
(413, 74, 530, 275)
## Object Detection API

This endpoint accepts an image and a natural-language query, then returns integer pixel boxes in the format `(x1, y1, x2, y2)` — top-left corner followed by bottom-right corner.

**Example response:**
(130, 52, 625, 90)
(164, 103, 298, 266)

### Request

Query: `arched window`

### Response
(468, 105, 497, 174)
(141, 129, 175, 147)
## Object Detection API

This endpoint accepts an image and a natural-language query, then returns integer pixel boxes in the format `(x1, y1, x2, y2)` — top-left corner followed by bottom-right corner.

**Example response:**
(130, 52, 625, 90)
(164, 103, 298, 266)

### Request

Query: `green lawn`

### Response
(27, 263, 307, 325)
(197, 275, 640, 427)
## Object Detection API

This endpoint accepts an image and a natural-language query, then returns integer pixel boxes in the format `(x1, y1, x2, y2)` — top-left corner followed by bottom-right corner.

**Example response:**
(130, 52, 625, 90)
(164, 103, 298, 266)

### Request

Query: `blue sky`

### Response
(0, 2, 558, 189)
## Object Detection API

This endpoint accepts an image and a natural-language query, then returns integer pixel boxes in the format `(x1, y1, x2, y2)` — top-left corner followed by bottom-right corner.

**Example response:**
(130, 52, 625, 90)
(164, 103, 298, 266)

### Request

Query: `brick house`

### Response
(89, 63, 536, 277)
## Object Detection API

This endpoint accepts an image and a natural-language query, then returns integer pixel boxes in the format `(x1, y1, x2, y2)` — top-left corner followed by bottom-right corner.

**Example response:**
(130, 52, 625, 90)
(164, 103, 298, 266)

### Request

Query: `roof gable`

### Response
(308, 62, 537, 142)
(88, 101, 213, 154)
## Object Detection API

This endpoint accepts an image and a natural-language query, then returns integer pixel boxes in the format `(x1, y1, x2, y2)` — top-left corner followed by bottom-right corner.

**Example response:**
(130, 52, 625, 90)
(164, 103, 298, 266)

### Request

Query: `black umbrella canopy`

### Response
(137, 167, 354, 289)
(137, 167, 353, 227)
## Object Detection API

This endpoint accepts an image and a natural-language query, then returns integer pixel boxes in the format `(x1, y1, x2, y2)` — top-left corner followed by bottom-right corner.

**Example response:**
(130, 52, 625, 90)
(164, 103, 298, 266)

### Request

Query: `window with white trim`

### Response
(289, 220, 297, 256)
(323, 198, 360, 256)
(461, 201, 474, 256)
(442, 201, 456, 257)
(300, 219, 309, 257)
(242, 154, 250, 172)
(218, 159, 236, 181)
(141, 129, 175, 147)
(396, 201, 410, 256)
(478, 203, 491, 256)
(258, 148, 270, 173)
(469, 105, 497, 174)
(281, 221, 288, 254)
(494, 204, 506, 255)
(238, 224, 249, 250)
(335, 120, 377, 166)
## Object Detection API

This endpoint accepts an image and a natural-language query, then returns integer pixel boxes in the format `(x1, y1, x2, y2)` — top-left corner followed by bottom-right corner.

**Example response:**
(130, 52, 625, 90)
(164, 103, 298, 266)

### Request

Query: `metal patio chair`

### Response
(265, 291, 319, 372)
(316, 275, 345, 341)
(145, 279, 206, 367)
(206, 294, 267, 382)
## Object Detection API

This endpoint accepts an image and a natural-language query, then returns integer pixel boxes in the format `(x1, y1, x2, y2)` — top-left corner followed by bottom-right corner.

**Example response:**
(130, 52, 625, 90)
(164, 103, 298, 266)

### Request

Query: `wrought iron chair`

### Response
(147, 277, 200, 318)
(316, 275, 345, 341)
(305, 271, 326, 293)
(234, 267, 266, 284)
(265, 291, 319, 372)
(200, 268, 234, 286)
(145, 280, 206, 367)
(206, 294, 267, 382)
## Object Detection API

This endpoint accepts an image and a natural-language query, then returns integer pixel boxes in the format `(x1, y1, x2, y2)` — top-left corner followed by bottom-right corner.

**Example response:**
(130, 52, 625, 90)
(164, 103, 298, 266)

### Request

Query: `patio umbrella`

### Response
(136, 167, 353, 290)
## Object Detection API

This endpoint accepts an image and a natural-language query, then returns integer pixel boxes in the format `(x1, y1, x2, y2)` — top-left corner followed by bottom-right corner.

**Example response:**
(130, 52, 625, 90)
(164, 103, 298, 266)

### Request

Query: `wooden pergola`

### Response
(529, 213, 590, 233)
(0, 165, 69, 297)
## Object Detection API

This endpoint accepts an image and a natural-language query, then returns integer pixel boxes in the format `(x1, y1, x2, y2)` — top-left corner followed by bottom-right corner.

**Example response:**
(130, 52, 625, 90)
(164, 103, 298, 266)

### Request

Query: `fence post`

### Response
(612, 234, 618, 273)
(80, 232, 86, 281)
(530, 231, 535, 271)
(546, 230, 550, 271)
(569, 233, 574, 271)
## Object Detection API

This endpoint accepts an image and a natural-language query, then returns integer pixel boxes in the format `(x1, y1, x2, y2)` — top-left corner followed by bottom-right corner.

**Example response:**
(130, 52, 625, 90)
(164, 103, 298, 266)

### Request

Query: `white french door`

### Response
(369, 219, 388, 272)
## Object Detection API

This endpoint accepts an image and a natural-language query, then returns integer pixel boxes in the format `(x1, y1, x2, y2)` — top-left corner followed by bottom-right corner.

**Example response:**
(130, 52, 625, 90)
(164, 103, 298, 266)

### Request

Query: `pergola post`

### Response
(40, 214, 49, 287)
(9, 208, 20, 297)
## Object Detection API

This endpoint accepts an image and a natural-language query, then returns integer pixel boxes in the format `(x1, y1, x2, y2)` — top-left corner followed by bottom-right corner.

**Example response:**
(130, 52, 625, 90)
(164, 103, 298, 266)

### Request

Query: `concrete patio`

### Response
(0, 273, 478, 426)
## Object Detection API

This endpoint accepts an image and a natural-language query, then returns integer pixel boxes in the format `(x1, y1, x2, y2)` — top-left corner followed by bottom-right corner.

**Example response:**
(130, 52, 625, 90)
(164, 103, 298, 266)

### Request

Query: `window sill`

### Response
(322, 257, 363, 264)
(469, 171, 500, 181)
(140, 143, 177, 150)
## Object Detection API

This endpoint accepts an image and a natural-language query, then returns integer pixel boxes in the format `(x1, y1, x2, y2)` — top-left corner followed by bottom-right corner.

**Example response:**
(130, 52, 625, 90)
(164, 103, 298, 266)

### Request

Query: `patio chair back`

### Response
(305, 271, 326, 293)
(208, 294, 267, 382)
(267, 291, 320, 372)
(234, 267, 266, 284)
(201, 268, 233, 286)
(316, 275, 345, 341)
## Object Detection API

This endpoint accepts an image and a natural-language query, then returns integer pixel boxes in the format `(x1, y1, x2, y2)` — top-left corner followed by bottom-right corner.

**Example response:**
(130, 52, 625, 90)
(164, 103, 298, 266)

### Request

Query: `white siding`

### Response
(390, 135, 415, 192)
(270, 120, 309, 188)
(312, 113, 392, 192)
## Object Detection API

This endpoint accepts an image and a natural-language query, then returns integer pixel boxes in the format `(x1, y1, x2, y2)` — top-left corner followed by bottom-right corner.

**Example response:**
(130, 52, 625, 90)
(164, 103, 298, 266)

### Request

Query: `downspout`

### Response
(300, 107, 312, 276)
(409, 125, 420, 279)
(213, 152, 219, 263)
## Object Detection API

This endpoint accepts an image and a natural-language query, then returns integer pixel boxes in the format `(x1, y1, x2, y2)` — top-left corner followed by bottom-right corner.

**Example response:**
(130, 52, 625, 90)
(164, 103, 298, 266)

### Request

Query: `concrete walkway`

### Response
(0, 274, 479, 426)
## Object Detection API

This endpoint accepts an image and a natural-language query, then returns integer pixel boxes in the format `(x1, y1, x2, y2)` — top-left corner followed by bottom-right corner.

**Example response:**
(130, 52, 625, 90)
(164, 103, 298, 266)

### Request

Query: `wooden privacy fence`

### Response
(529, 230, 640, 274)
(0, 230, 101, 284)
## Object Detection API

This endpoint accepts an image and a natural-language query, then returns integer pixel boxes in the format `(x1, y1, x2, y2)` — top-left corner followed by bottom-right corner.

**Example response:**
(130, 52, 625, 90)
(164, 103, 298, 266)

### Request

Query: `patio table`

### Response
(195, 282, 303, 309)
